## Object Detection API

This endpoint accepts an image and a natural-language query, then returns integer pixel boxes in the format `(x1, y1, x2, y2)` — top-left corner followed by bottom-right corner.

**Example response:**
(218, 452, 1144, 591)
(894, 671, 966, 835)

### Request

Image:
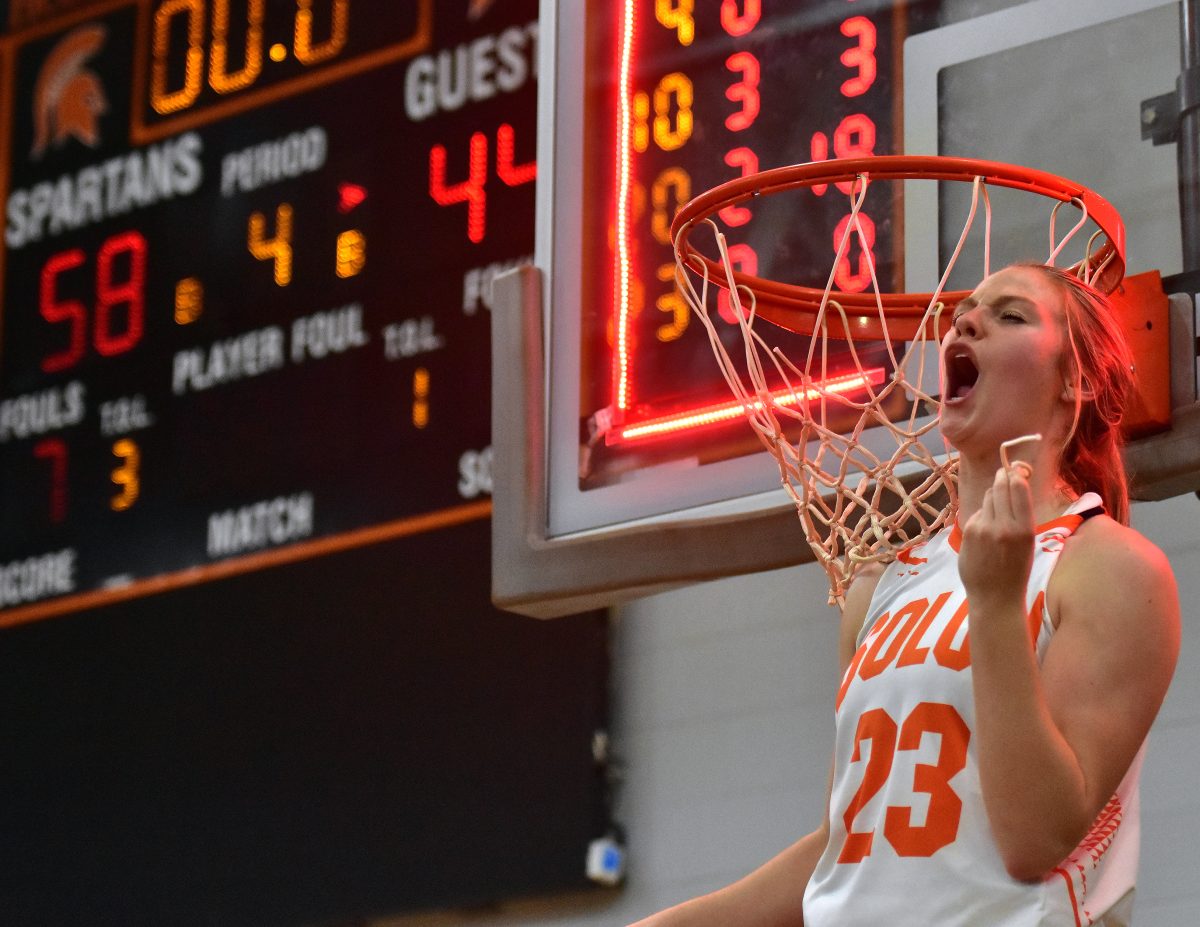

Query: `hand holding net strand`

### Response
(1000, 434, 1042, 481)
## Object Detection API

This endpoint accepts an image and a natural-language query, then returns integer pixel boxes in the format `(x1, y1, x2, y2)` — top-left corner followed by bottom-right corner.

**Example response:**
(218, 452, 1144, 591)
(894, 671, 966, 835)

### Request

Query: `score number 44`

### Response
(429, 123, 534, 244)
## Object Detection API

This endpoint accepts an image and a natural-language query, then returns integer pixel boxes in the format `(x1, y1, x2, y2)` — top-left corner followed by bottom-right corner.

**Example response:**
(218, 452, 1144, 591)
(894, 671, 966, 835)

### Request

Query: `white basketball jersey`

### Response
(804, 493, 1142, 927)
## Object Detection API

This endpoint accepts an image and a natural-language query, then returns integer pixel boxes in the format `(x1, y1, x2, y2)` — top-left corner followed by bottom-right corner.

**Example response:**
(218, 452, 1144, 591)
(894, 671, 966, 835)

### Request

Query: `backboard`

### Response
(492, 0, 1200, 618)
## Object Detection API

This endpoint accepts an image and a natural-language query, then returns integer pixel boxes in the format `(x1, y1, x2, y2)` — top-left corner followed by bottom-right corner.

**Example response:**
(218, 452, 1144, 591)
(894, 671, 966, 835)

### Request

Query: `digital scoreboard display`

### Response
(577, 0, 925, 487)
(0, 0, 538, 622)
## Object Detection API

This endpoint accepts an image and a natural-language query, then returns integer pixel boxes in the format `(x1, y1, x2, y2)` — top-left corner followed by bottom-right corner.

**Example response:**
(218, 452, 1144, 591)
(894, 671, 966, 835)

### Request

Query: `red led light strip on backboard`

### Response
(610, 367, 887, 444)
(608, 2, 891, 447)
(613, 0, 638, 413)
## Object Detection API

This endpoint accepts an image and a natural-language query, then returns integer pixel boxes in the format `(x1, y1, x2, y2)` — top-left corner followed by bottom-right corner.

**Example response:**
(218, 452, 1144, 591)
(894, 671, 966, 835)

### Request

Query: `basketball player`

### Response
(630, 263, 1180, 926)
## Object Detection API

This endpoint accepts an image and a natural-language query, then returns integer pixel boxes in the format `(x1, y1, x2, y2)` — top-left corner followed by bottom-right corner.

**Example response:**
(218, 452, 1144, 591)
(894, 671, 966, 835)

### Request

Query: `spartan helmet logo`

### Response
(31, 23, 109, 160)
(466, 0, 496, 21)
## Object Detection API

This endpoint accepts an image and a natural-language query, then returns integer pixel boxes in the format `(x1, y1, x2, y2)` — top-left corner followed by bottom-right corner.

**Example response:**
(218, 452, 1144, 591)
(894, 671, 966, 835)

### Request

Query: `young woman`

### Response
(630, 263, 1181, 926)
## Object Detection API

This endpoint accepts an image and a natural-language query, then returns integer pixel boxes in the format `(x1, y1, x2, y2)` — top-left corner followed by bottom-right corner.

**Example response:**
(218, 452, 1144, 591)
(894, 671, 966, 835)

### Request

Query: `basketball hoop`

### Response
(670, 155, 1126, 603)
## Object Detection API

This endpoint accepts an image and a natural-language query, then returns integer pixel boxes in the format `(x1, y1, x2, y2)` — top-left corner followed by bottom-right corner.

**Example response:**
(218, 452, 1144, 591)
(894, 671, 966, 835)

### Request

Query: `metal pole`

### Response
(1178, 0, 1200, 270)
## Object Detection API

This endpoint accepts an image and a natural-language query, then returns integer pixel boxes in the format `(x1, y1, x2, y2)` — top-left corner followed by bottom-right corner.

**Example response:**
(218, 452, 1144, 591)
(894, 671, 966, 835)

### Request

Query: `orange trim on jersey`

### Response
(948, 513, 1086, 553)
(1052, 866, 1086, 927)
(896, 544, 928, 566)
(1025, 590, 1045, 647)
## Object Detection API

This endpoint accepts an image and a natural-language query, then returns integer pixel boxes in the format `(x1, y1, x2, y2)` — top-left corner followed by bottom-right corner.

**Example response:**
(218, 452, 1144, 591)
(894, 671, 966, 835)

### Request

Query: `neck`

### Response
(954, 445, 1077, 528)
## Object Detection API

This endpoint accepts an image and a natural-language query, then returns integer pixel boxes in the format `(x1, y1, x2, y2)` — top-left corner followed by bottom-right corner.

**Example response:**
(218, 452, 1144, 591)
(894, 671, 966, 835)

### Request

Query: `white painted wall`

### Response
(380, 494, 1200, 926)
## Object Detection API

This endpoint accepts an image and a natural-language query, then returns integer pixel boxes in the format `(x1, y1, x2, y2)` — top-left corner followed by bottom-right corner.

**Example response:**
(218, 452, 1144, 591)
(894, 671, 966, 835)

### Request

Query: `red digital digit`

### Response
(33, 438, 68, 524)
(496, 123, 536, 187)
(717, 243, 757, 324)
(810, 131, 831, 196)
(94, 231, 147, 357)
(833, 211, 877, 293)
(718, 147, 759, 226)
(724, 51, 760, 131)
(720, 0, 760, 36)
(833, 113, 877, 193)
(39, 249, 87, 373)
(839, 16, 878, 98)
(810, 115, 876, 195)
(430, 131, 489, 244)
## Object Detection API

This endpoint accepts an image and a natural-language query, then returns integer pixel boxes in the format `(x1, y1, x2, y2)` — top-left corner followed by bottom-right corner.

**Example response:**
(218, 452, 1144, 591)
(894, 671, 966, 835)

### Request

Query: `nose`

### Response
(952, 307, 979, 339)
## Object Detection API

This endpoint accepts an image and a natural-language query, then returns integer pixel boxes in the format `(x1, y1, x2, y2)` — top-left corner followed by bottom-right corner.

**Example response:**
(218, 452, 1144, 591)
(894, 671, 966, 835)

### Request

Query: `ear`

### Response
(1061, 376, 1096, 402)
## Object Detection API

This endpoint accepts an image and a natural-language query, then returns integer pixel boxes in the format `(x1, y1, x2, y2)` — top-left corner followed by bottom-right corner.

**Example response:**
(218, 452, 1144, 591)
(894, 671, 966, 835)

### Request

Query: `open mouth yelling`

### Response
(943, 346, 980, 405)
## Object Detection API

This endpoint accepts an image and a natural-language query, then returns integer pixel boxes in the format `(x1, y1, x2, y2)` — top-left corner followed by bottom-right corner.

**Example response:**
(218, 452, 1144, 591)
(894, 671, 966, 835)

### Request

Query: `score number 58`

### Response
(33, 230, 148, 522)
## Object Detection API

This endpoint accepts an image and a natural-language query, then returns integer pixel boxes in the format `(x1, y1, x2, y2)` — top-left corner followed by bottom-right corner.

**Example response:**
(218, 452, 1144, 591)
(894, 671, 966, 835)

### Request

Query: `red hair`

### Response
(1018, 263, 1135, 524)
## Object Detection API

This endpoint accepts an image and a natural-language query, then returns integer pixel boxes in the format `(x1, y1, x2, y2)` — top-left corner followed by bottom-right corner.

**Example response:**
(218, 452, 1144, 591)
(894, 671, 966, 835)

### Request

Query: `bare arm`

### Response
(959, 470, 1180, 880)
(628, 567, 880, 926)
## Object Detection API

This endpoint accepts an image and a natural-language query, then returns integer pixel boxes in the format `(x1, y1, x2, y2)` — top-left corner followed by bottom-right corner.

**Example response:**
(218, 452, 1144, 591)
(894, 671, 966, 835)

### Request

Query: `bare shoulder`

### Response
(1049, 512, 1180, 675)
(1056, 514, 1177, 604)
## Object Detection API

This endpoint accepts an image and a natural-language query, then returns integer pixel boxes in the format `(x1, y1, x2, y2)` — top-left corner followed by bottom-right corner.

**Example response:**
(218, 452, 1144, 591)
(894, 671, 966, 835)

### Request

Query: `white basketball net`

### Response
(673, 171, 1111, 604)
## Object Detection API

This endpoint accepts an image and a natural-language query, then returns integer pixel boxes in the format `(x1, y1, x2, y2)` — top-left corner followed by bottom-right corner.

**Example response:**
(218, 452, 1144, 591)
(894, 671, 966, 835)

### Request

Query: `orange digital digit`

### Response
(632, 91, 651, 153)
(248, 204, 294, 285)
(655, 0, 695, 46)
(151, 0, 205, 114)
(654, 263, 688, 342)
(412, 368, 430, 428)
(210, 0, 264, 94)
(336, 230, 366, 278)
(295, 0, 350, 65)
(650, 167, 690, 245)
(111, 439, 141, 512)
(653, 72, 694, 151)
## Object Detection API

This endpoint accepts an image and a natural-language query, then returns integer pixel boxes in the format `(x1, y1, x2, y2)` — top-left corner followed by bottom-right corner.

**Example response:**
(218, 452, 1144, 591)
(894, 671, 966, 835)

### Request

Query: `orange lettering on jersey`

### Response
(896, 591, 952, 667)
(1026, 590, 1045, 647)
(857, 608, 914, 680)
(932, 600, 971, 670)
(837, 605, 904, 711)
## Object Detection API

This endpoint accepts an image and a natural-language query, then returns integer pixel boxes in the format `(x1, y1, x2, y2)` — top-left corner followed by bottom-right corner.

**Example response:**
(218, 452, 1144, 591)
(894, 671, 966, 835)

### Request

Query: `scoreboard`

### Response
(579, 0, 906, 490)
(0, 0, 538, 623)
(0, 4, 618, 921)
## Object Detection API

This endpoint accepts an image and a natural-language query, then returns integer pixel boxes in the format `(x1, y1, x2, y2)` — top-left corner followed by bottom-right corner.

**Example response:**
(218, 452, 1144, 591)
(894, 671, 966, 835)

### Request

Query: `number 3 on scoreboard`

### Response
(111, 439, 141, 512)
(838, 701, 969, 863)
